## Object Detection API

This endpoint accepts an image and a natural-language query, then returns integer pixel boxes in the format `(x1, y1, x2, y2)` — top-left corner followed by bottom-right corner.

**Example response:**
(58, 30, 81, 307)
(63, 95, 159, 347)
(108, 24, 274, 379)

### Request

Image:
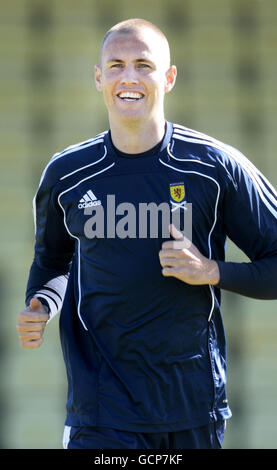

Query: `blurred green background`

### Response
(1, 0, 277, 449)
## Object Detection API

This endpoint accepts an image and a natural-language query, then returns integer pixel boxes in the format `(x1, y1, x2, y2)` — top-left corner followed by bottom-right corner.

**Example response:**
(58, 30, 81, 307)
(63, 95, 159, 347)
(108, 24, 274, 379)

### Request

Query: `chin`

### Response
(116, 110, 146, 123)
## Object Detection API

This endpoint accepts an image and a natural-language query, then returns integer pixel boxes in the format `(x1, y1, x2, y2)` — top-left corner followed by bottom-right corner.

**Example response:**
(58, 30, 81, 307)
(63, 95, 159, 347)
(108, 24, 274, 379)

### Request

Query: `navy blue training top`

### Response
(26, 121, 277, 431)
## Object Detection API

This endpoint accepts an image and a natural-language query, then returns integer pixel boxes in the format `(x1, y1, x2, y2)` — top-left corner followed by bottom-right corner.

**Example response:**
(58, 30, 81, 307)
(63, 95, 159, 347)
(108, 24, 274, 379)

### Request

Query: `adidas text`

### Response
(78, 200, 102, 209)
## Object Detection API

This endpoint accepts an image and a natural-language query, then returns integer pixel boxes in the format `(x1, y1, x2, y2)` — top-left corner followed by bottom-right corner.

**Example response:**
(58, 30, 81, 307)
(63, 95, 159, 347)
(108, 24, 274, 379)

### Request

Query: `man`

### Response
(17, 18, 277, 449)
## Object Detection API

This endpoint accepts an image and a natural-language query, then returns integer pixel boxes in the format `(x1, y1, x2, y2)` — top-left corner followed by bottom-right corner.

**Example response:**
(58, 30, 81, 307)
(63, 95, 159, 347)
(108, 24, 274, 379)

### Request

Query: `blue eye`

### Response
(111, 63, 123, 68)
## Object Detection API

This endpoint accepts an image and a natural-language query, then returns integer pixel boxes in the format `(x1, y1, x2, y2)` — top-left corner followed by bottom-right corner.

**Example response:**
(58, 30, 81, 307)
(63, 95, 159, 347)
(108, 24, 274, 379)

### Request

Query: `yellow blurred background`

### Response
(0, 0, 276, 449)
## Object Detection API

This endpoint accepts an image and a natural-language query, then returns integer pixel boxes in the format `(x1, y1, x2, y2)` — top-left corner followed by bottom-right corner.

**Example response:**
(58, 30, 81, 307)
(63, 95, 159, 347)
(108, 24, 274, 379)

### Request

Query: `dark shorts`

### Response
(63, 420, 225, 449)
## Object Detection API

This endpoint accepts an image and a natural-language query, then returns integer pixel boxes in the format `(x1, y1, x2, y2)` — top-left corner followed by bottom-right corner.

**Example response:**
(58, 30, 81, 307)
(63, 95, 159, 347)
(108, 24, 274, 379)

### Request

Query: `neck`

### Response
(109, 116, 166, 154)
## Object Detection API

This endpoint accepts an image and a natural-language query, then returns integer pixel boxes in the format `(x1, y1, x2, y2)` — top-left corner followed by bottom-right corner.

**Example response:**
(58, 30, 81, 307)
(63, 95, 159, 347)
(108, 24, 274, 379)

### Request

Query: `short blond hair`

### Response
(100, 18, 171, 67)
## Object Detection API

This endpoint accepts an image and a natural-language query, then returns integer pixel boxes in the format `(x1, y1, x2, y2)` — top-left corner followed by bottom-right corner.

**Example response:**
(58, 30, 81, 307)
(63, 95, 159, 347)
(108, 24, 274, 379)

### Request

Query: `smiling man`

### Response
(94, 21, 176, 153)
(17, 19, 277, 450)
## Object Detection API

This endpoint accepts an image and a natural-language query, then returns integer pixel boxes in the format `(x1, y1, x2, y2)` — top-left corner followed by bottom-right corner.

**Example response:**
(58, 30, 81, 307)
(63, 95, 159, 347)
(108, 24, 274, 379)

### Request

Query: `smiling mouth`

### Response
(117, 91, 144, 102)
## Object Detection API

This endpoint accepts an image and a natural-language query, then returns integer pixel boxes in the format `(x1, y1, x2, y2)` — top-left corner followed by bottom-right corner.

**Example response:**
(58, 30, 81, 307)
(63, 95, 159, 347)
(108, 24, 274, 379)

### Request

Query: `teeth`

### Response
(118, 92, 143, 100)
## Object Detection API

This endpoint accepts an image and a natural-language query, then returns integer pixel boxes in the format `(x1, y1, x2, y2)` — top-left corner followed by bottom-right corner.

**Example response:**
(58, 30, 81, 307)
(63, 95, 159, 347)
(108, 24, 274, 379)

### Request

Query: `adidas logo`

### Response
(78, 190, 102, 209)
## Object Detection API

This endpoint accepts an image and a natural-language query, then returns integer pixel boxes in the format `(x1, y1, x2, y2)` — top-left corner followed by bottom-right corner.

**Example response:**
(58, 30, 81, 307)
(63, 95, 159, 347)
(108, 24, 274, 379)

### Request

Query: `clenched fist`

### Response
(159, 224, 220, 286)
(16, 297, 50, 349)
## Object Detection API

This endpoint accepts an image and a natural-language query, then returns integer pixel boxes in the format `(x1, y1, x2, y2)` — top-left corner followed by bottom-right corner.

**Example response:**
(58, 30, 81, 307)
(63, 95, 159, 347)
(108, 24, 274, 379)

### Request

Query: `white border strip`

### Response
(173, 126, 277, 218)
(34, 293, 58, 322)
(60, 146, 108, 180)
(57, 163, 115, 330)
(168, 143, 215, 168)
(62, 425, 71, 449)
(51, 138, 104, 165)
(54, 132, 106, 159)
(159, 153, 220, 322)
(32, 136, 106, 233)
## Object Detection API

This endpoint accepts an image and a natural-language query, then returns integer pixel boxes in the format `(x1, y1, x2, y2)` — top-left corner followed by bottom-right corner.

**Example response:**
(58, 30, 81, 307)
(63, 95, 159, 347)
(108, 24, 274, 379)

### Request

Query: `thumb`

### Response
(29, 297, 43, 311)
(169, 224, 191, 249)
(169, 224, 184, 240)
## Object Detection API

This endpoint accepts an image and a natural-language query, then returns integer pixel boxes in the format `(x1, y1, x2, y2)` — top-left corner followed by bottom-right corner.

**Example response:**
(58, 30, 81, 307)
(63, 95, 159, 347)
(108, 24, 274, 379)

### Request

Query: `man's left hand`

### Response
(159, 224, 220, 286)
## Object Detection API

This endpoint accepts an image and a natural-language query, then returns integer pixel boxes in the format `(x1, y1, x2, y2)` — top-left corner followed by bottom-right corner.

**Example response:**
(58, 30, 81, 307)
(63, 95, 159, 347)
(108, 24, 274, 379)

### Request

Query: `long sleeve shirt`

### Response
(25, 121, 277, 431)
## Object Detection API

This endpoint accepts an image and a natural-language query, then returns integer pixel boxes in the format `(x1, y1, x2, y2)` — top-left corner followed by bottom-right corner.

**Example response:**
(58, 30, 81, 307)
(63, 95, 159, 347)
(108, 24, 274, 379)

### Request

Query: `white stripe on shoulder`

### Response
(172, 125, 277, 217)
(167, 143, 215, 168)
(50, 135, 106, 165)
(53, 131, 107, 157)
(33, 134, 107, 232)
(38, 133, 107, 187)
(173, 124, 215, 142)
(174, 124, 277, 195)
(175, 129, 277, 203)
(60, 145, 108, 180)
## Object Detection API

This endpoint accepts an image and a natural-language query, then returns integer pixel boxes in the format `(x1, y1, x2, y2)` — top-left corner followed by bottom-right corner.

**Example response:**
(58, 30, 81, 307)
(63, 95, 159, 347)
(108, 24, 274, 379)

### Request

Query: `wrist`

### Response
(206, 260, 220, 285)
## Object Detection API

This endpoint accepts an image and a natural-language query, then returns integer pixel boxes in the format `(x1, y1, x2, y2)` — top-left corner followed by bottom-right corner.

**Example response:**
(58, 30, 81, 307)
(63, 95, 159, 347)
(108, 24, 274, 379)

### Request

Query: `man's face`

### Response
(94, 29, 176, 126)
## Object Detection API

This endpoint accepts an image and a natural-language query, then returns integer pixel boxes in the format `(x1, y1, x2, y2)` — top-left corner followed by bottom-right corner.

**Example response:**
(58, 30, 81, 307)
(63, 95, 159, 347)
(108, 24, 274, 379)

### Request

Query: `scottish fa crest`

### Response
(170, 183, 185, 202)
(169, 182, 187, 212)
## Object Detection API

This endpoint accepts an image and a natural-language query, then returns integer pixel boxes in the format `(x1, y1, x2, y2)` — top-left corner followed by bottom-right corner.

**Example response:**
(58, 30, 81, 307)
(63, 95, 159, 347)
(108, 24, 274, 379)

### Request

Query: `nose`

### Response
(120, 65, 139, 85)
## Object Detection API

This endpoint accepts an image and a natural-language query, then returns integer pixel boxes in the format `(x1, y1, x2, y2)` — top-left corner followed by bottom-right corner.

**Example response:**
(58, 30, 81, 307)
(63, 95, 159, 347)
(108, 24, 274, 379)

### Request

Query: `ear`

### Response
(165, 65, 177, 94)
(94, 64, 102, 92)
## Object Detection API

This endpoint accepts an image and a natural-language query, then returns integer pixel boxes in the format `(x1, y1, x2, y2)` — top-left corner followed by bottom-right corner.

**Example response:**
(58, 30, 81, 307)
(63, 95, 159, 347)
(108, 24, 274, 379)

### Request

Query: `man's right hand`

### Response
(16, 297, 50, 349)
